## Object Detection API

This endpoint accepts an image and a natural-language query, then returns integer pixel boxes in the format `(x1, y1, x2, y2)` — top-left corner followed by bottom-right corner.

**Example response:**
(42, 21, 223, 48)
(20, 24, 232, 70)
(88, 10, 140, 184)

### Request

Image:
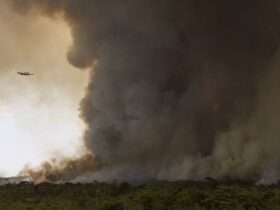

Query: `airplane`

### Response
(17, 72, 34, 76)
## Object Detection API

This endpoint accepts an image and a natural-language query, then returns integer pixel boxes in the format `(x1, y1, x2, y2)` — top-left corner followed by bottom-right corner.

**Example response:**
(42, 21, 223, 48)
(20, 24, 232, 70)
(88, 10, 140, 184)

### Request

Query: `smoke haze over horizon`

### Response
(4, 0, 280, 184)
(0, 0, 88, 177)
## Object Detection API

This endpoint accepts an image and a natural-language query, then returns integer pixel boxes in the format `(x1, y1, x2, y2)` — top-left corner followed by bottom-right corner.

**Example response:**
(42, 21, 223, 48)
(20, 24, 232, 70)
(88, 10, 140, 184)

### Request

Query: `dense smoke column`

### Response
(12, 0, 280, 181)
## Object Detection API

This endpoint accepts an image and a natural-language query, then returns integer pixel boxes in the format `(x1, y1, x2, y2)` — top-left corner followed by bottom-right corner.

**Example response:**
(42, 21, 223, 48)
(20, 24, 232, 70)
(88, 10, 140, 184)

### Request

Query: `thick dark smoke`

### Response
(11, 0, 280, 183)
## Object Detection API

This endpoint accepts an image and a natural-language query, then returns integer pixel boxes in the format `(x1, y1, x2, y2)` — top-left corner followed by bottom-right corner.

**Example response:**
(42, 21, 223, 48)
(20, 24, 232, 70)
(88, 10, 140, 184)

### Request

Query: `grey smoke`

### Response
(11, 0, 280, 183)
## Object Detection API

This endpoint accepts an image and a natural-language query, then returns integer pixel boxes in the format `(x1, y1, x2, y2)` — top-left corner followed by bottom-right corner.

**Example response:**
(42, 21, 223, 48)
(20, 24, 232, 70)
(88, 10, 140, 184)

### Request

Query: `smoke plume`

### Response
(10, 0, 280, 183)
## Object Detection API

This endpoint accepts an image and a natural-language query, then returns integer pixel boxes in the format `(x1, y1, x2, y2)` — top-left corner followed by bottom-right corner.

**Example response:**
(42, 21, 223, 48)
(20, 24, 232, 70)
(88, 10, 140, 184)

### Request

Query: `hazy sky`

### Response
(0, 2, 87, 176)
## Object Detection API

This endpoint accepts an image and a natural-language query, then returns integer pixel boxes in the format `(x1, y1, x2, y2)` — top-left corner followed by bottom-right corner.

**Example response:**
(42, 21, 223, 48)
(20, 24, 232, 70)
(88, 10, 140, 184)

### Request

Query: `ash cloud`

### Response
(11, 0, 280, 183)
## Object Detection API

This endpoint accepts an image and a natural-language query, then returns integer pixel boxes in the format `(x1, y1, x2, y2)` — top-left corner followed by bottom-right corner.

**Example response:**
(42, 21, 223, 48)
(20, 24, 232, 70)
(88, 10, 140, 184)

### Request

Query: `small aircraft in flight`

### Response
(17, 72, 34, 76)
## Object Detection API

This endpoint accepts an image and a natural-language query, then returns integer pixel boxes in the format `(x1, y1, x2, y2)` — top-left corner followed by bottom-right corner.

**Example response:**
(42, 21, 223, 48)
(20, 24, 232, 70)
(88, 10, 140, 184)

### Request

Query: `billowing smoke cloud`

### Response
(10, 0, 280, 183)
